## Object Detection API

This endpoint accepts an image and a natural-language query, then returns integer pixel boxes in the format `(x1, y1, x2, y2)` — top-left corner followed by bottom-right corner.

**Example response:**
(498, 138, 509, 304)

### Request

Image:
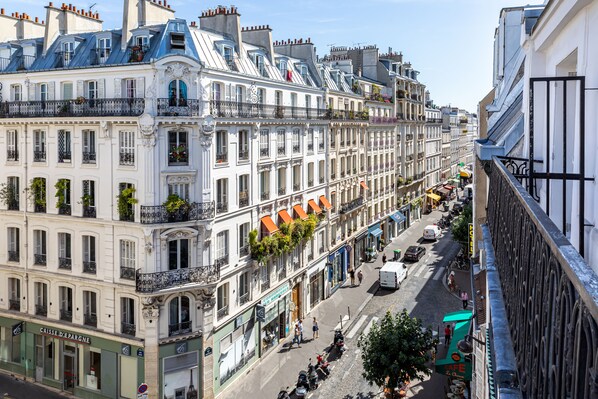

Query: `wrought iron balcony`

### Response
(0, 98, 145, 118)
(216, 151, 228, 163)
(83, 261, 96, 274)
(157, 98, 200, 117)
(216, 202, 228, 214)
(121, 322, 136, 336)
(84, 314, 97, 327)
(278, 267, 287, 280)
(215, 255, 229, 268)
(58, 204, 71, 215)
(168, 321, 192, 337)
(293, 183, 300, 191)
(261, 191, 270, 201)
(82, 151, 96, 164)
(6, 149, 18, 161)
(34, 254, 46, 265)
(33, 150, 46, 162)
(339, 196, 364, 214)
(319, 142, 325, 151)
(239, 191, 249, 207)
(319, 176, 325, 184)
(139, 201, 214, 224)
(136, 263, 220, 293)
(239, 245, 249, 257)
(261, 279, 271, 292)
(120, 266, 136, 280)
(369, 116, 398, 124)
(58, 150, 71, 163)
(217, 305, 229, 320)
(35, 304, 47, 317)
(307, 143, 314, 152)
(277, 146, 286, 156)
(8, 250, 19, 262)
(308, 179, 314, 187)
(9, 299, 20, 311)
(119, 151, 135, 165)
(7, 199, 18, 211)
(260, 147, 270, 157)
(83, 205, 96, 218)
(239, 292, 250, 305)
(60, 309, 72, 322)
(293, 144, 300, 153)
(278, 187, 286, 196)
(209, 100, 327, 120)
(238, 149, 249, 160)
(58, 257, 72, 270)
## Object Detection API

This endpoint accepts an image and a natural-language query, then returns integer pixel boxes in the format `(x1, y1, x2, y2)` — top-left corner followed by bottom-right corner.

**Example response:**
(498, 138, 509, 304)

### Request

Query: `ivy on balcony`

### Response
(248, 214, 318, 264)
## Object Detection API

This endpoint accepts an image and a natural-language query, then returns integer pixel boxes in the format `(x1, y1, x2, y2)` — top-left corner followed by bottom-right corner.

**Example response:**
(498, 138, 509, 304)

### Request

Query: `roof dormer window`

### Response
(299, 64, 309, 84)
(135, 36, 149, 47)
(96, 37, 111, 64)
(170, 33, 185, 49)
(60, 41, 74, 67)
(252, 53, 267, 77)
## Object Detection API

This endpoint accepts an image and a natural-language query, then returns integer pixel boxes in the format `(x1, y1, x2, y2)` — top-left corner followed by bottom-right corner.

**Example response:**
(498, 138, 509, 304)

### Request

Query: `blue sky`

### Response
(16, 0, 529, 112)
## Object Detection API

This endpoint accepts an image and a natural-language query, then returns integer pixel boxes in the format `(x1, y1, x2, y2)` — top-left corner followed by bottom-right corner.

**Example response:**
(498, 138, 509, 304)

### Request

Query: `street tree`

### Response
(451, 203, 472, 248)
(358, 309, 435, 398)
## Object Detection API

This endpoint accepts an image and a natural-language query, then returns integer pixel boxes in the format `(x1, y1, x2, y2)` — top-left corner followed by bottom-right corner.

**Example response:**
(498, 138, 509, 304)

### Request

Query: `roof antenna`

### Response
(89, 3, 97, 12)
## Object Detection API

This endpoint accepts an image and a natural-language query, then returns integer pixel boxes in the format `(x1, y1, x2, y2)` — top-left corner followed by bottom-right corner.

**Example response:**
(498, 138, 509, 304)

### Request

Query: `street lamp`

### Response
(457, 334, 486, 354)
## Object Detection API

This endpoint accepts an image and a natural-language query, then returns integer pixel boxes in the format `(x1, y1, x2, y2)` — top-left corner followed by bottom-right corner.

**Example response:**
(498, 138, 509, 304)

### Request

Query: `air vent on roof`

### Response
(170, 33, 185, 49)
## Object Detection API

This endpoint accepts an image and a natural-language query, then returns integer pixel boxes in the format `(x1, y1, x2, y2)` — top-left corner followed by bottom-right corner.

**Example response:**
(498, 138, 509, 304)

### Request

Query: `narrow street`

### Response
(0, 372, 66, 399)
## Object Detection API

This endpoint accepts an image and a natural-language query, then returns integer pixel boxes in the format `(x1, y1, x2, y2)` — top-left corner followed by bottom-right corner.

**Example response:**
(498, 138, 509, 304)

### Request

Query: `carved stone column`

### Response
(199, 288, 216, 399)
(139, 113, 157, 204)
(200, 121, 214, 203)
(141, 296, 161, 399)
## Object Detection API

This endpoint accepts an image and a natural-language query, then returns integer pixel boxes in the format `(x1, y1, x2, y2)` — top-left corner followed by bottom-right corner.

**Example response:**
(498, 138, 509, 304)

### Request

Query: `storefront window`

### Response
(219, 319, 256, 385)
(44, 337, 55, 379)
(11, 333, 21, 363)
(163, 352, 198, 399)
(80, 346, 102, 390)
(0, 327, 21, 363)
(309, 272, 324, 308)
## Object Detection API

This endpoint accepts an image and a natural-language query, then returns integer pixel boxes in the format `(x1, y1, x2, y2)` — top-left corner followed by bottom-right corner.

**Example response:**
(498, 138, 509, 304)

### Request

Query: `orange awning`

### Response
(360, 181, 369, 190)
(278, 209, 293, 225)
(261, 216, 279, 234)
(308, 200, 322, 214)
(319, 195, 333, 210)
(293, 204, 309, 220)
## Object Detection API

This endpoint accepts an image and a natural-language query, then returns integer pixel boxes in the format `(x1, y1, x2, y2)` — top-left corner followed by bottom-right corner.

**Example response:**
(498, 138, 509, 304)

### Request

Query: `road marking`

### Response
(347, 315, 368, 339)
(414, 263, 428, 278)
(334, 315, 350, 331)
(362, 316, 379, 336)
(433, 266, 445, 281)
(423, 268, 434, 279)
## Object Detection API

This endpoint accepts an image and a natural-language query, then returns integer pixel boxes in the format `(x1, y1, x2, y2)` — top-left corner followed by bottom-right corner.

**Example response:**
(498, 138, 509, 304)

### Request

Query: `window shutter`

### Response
(225, 84, 232, 101)
(114, 78, 122, 98)
(47, 82, 55, 100)
(76, 80, 84, 97)
(98, 79, 105, 98)
(136, 77, 145, 98)
(28, 83, 36, 101)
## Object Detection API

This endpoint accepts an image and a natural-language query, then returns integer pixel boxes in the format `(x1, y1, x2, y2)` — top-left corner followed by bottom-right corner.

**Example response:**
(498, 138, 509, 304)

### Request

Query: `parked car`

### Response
(405, 245, 426, 261)
(423, 225, 442, 241)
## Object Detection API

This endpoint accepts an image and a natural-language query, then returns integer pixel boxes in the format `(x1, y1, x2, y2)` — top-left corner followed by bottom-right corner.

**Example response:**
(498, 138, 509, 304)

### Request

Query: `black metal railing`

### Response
(9, 299, 20, 311)
(6, 149, 18, 161)
(139, 201, 214, 224)
(307, 143, 314, 152)
(83, 261, 96, 274)
(215, 255, 229, 268)
(34, 203, 46, 213)
(293, 183, 300, 191)
(121, 322, 136, 336)
(277, 146, 286, 156)
(239, 192, 249, 207)
(0, 98, 145, 118)
(83, 205, 96, 218)
(426, 118, 442, 124)
(261, 279, 270, 291)
(239, 245, 249, 257)
(136, 264, 220, 293)
(33, 150, 46, 162)
(369, 116, 398, 124)
(293, 144, 300, 153)
(216, 151, 228, 163)
(486, 157, 598, 399)
(60, 309, 72, 322)
(238, 149, 249, 160)
(82, 151, 96, 164)
(8, 250, 19, 262)
(119, 151, 135, 166)
(58, 149, 71, 163)
(157, 98, 200, 117)
(168, 321, 192, 336)
(261, 192, 270, 201)
(260, 147, 269, 157)
(217, 305, 229, 320)
(278, 187, 286, 196)
(7, 199, 19, 211)
(319, 142, 325, 151)
(34, 254, 46, 265)
(210, 100, 327, 120)
(339, 196, 364, 214)
(216, 202, 228, 214)
(35, 304, 47, 317)
(58, 204, 71, 215)
(58, 257, 72, 270)
(84, 314, 97, 327)
(239, 292, 250, 305)
(120, 266, 136, 280)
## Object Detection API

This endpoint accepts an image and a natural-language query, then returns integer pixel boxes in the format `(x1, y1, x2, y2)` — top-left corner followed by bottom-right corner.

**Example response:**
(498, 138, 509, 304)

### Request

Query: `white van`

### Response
(423, 225, 442, 241)
(464, 184, 473, 199)
(379, 261, 408, 289)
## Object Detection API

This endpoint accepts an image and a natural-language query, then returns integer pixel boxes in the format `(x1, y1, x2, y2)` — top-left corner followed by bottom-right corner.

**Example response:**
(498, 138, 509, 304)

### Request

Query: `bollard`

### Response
(348, 306, 351, 320)
(339, 314, 343, 330)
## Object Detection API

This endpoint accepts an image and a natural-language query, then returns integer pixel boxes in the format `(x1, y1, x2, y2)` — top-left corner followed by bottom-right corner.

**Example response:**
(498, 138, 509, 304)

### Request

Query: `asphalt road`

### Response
(0, 373, 66, 399)
(308, 212, 463, 399)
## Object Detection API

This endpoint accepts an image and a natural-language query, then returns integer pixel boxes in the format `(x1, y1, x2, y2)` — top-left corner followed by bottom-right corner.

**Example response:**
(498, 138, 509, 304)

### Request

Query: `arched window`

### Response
(169, 296, 191, 336)
(168, 80, 187, 106)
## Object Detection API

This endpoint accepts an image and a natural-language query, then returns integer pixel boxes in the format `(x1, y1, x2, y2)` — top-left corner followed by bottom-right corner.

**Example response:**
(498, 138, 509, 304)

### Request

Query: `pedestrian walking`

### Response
(444, 324, 451, 345)
(349, 269, 356, 287)
(357, 269, 364, 285)
(312, 317, 319, 339)
(298, 319, 304, 343)
(461, 291, 469, 309)
(292, 324, 301, 348)
(382, 253, 387, 264)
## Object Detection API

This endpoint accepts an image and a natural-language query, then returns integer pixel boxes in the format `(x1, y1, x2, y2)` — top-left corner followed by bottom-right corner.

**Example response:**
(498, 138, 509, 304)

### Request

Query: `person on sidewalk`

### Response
(292, 324, 301, 348)
(357, 269, 364, 285)
(461, 291, 469, 309)
(312, 317, 319, 339)
(444, 324, 452, 346)
(382, 253, 387, 264)
(298, 319, 304, 343)
(349, 269, 356, 287)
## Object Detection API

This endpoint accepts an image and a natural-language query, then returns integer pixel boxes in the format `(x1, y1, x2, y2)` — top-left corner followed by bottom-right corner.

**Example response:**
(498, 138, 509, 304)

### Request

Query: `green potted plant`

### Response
(54, 179, 70, 213)
(0, 183, 18, 209)
(117, 186, 138, 221)
(75, 96, 87, 105)
(163, 193, 190, 221)
(29, 178, 47, 212)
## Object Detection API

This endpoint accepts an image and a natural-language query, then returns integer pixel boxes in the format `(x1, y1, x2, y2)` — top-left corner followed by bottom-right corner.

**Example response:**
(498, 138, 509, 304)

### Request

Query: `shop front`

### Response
(0, 316, 144, 399)
(260, 283, 291, 355)
(307, 258, 327, 312)
(353, 231, 368, 269)
(388, 211, 407, 238)
(328, 246, 347, 294)
(213, 307, 257, 395)
(399, 205, 411, 229)
(367, 223, 383, 251)
(160, 337, 202, 399)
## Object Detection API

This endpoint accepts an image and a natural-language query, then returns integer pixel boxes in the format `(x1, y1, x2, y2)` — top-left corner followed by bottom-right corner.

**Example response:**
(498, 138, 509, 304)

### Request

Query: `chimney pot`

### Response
(49, 1, 53, 6)
(35, 16, 39, 22)
(167, 5, 170, 9)
(0, 8, 4, 15)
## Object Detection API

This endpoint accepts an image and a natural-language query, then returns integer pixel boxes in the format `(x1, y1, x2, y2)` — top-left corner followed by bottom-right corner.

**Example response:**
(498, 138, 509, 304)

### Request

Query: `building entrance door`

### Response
(35, 335, 44, 382)
(291, 284, 301, 322)
(63, 343, 77, 392)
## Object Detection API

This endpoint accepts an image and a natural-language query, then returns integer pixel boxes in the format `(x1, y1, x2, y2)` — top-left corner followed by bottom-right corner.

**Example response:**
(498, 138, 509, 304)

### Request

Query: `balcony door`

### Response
(168, 239, 189, 270)
(168, 80, 187, 106)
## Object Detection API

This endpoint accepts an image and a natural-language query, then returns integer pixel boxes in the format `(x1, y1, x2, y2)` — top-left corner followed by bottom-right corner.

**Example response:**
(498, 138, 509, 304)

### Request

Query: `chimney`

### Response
(43, 2, 102, 55)
(199, 5, 243, 55)
(0, 8, 45, 42)
(241, 24, 273, 63)
(122, 0, 175, 50)
(0, 10, 19, 42)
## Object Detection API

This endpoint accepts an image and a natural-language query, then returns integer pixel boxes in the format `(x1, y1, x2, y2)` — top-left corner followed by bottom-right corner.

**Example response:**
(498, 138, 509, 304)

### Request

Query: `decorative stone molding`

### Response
(198, 288, 216, 309)
(160, 227, 199, 250)
(139, 113, 156, 147)
(251, 122, 261, 139)
(141, 296, 163, 321)
(99, 121, 110, 138)
(166, 63, 191, 79)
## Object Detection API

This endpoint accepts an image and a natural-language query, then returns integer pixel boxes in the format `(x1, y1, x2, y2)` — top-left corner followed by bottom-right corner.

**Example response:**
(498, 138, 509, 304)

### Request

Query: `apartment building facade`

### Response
(424, 107, 442, 208)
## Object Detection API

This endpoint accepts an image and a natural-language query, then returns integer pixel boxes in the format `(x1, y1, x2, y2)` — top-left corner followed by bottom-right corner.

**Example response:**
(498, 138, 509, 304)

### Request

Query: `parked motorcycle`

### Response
(296, 370, 309, 398)
(277, 387, 291, 399)
(316, 353, 331, 376)
(334, 329, 346, 355)
(307, 359, 319, 390)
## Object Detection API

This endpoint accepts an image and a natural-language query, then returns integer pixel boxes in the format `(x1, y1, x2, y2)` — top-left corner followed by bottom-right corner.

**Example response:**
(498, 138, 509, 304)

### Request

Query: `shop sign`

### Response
(137, 348, 145, 357)
(121, 344, 131, 356)
(261, 282, 290, 306)
(256, 305, 266, 322)
(468, 223, 474, 257)
(12, 321, 24, 337)
(40, 327, 91, 344)
(204, 347, 212, 357)
(175, 341, 188, 354)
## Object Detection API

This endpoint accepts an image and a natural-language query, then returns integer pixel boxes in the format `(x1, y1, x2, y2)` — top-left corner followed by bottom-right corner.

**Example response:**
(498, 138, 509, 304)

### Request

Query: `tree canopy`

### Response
(358, 310, 435, 396)
(451, 203, 473, 247)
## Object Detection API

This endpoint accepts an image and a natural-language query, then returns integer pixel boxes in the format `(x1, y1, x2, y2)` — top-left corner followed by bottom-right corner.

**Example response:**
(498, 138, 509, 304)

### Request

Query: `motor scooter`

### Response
(277, 387, 291, 399)
(295, 371, 309, 398)
(307, 359, 319, 390)
(334, 329, 346, 355)
(316, 353, 331, 376)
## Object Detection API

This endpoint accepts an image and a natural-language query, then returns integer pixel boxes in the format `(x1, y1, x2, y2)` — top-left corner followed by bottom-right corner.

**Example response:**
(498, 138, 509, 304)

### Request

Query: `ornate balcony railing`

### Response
(261, 279, 271, 292)
(278, 267, 287, 280)
(58, 257, 72, 270)
(119, 151, 135, 165)
(83, 261, 96, 274)
(7, 199, 19, 211)
(33, 150, 46, 162)
(239, 245, 249, 257)
(215, 255, 229, 268)
(168, 321, 192, 337)
(0, 98, 145, 118)
(278, 187, 286, 196)
(261, 192, 270, 201)
(9, 299, 20, 311)
(216, 202, 228, 214)
(239, 292, 250, 306)
(83, 205, 96, 218)
(217, 305, 229, 320)
(157, 98, 200, 117)
(126, 45, 149, 63)
(121, 322, 136, 336)
(484, 157, 598, 399)
(84, 314, 97, 327)
(139, 201, 214, 224)
(58, 204, 71, 215)
(34, 254, 46, 265)
(369, 116, 398, 124)
(8, 250, 19, 262)
(35, 304, 47, 317)
(60, 309, 72, 322)
(210, 100, 327, 120)
(120, 266, 136, 280)
(6, 149, 18, 161)
(239, 191, 249, 207)
(82, 151, 96, 164)
(277, 146, 286, 156)
(136, 264, 220, 293)
(339, 196, 364, 214)
(260, 147, 269, 157)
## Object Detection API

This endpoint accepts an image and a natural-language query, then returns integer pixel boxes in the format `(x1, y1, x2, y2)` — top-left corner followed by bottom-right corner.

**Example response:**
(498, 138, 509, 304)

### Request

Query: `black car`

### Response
(405, 245, 426, 261)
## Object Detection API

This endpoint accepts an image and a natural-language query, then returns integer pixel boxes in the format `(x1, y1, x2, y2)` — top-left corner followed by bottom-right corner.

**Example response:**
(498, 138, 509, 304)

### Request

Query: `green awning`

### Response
(435, 310, 473, 381)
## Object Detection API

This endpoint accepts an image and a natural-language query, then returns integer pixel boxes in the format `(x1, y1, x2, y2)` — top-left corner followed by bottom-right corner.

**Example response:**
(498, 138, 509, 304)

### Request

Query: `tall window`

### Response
(6, 176, 19, 210)
(278, 60, 288, 79)
(58, 232, 72, 270)
(56, 178, 71, 215)
(308, 162, 314, 187)
(168, 130, 188, 165)
(59, 286, 73, 322)
(57, 130, 71, 163)
(10, 84, 22, 101)
(169, 296, 191, 336)
(260, 129, 270, 157)
(239, 272, 250, 304)
(6, 129, 18, 161)
(239, 175, 249, 207)
(7, 227, 19, 262)
(62, 82, 73, 100)
(87, 81, 98, 105)
(293, 165, 301, 191)
(216, 179, 228, 214)
(319, 160, 325, 184)
(260, 170, 270, 201)
(34, 282, 48, 316)
(168, 80, 187, 106)
(40, 83, 49, 101)
(8, 278, 20, 311)
(82, 180, 96, 217)
(238, 130, 249, 161)
(62, 41, 74, 66)
(307, 129, 314, 153)
(168, 239, 189, 270)
(83, 291, 97, 327)
(217, 283, 229, 319)
(124, 79, 136, 99)
(34, 230, 47, 265)
(239, 223, 250, 258)
(277, 129, 286, 156)
(215, 231, 229, 266)
(33, 130, 46, 161)
(82, 130, 96, 164)
(212, 82, 222, 102)
(82, 235, 96, 274)
(278, 167, 286, 195)
(216, 130, 228, 163)
(292, 129, 301, 153)
(119, 240, 136, 280)
(97, 37, 111, 63)
(121, 298, 136, 336)
(119, 131, 135, 165)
